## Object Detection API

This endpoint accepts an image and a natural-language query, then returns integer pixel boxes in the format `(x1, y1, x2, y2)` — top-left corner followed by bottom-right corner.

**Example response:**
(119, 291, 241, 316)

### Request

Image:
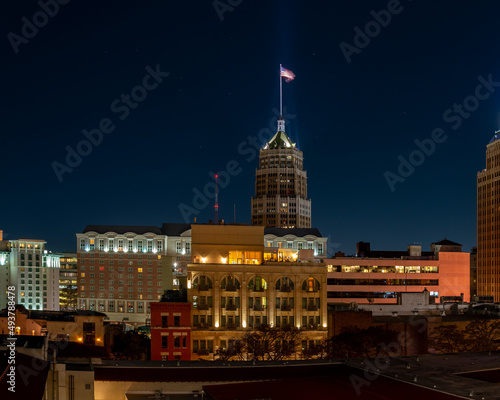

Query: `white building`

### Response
(76, 224, 191, 326)
(0, 231, 61, 311)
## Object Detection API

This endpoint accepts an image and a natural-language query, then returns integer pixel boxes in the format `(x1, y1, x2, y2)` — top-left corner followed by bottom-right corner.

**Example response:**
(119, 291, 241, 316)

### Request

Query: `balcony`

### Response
(303, 288, 318, 293)
(304, 324, 318, 330)
(225, 304, 237, 311)
(251, 287, 265, 292)
(198, 349, 209, 355)
(197, 284, 210, 291)
(197, 304, 210, 310)
(224, 285, 237, 292)
(195, 323, 211, 330)
(307, 305, 318, 312)
(280, 285, 292, 293)
(279, 304, 292, 311)
(253, 305, 265, 311)
(226, 324, 238, 330)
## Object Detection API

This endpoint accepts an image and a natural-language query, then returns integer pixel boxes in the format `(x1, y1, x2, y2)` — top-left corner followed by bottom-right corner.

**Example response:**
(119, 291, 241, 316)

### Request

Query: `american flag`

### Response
(280, 66, 295, 83)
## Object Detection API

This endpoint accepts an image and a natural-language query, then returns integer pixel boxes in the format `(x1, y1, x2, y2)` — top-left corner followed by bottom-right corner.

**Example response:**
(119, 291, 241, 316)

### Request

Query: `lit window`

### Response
(138, 268, 142, 273)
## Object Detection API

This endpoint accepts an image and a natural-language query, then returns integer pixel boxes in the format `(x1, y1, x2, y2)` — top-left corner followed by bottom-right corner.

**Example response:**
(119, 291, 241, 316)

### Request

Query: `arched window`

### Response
(248, 276, 267, 292)
(193, 275, 213, 290)
(221, 276, 240, 291)
(275, 277, 294, 292)
(302, 277, 320, 292)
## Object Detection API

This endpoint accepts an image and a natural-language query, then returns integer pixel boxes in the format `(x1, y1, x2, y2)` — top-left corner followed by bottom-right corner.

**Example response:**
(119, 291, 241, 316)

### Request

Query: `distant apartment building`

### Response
(59, 252, 78, 310)
(326, 240, 470, 305)
(0, 231, 61, 311)
(76, 224, 191, 325)
(187, 224, 328, 360)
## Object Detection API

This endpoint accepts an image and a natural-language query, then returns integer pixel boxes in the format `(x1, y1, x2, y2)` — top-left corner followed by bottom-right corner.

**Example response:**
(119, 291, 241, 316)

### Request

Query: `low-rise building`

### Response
(150, 294, 191, 361)
(0, 307, 106, 346)
(326, 240, 470, 305)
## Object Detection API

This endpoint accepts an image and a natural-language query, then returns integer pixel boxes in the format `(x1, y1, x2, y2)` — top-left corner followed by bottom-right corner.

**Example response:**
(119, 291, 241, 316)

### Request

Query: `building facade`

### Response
(326, 241, 470, 305)
(477, 132, 500, 301)
(0, 233, 60, 311)
(150, 301, 191, 361)
(76, 224, 191, 325)
(251, 118, 311, 228)
(187, 224, 327, 360)
(263, 227, 328, 260)
(59, 252, 78, 310)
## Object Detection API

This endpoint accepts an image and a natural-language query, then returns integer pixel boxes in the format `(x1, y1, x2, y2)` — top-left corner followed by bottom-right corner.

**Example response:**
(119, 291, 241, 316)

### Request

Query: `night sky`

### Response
(2, 0, 499, 255)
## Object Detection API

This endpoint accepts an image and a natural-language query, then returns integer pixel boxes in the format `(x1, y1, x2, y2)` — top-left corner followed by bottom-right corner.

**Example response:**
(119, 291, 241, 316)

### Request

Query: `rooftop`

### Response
(264, 227, 322, 238)
(432, 239, 463, 246)
(83, 225, 162, 235)
(265, 130, 295, 149)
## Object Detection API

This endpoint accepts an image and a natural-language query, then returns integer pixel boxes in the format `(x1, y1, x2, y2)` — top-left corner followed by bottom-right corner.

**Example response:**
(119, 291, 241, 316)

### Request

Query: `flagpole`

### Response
(279, 64, 283, 117)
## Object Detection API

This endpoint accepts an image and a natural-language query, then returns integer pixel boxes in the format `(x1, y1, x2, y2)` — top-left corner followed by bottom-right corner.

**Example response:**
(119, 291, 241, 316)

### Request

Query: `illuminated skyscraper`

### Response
(477, 131, 500, 301)
(251, 118, 311, 228)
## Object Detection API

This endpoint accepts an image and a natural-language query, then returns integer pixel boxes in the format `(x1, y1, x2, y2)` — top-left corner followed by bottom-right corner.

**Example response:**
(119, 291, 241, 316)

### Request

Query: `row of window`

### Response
(80, 292, 162, 300)
(192, 315, 323, 334)
(80, 300, 147, 312)
(80, 238, 164, 252)
(81, 253, 161, 259)
(327, 265, 439, 273)
(81, 266, 161, 272)
(193, 276, 320, 292)
(81, 277, 160, 283)
(193, 296, 320, 310)
(327, 279, 439, 286)
(161, 335, 187, 349)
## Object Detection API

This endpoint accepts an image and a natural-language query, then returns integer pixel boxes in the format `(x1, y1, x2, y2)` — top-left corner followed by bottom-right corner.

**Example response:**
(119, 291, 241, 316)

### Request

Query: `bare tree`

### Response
(326, 326, 399, 359)
(215, 339, 245, 361)
(430, 324, 471, 353)
(242, 324, 303, 361)
(465, 320, 500, 352)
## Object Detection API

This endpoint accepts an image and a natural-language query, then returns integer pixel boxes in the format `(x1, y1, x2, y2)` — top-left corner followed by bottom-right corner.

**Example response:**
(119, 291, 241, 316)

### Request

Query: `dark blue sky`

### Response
(2, 0, 499, 255)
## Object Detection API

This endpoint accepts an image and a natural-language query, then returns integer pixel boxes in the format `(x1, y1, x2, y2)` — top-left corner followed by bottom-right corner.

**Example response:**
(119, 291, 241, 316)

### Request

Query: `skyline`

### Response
(2, 1, 500, 254)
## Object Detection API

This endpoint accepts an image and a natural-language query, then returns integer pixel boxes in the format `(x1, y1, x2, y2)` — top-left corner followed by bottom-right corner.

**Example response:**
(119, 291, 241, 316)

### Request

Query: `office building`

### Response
(477, 132, 500, 301)
(326, 240, 470, 305)
(251, 118, 311, 228)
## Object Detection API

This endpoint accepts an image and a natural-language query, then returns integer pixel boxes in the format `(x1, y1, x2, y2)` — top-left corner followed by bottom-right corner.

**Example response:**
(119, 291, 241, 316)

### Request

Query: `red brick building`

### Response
(150, 302, 191, 361)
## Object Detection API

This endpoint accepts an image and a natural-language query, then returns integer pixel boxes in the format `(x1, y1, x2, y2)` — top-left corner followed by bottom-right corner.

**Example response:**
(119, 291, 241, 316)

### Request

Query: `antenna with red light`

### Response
(214, 174, 219, 223)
